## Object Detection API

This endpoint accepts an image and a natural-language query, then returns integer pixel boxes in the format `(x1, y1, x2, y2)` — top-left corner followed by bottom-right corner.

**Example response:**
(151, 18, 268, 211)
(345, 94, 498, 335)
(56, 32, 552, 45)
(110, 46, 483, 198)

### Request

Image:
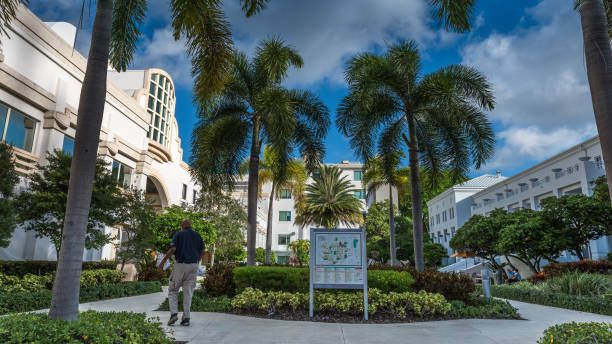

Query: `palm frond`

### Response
(109, 0, 147, 72)
(290, 89, 330, 172)
(240, 0, 270, 17)
(0, 0, 25, 40)
(429, 0, 476, 33)
(254, 37, 303, 87)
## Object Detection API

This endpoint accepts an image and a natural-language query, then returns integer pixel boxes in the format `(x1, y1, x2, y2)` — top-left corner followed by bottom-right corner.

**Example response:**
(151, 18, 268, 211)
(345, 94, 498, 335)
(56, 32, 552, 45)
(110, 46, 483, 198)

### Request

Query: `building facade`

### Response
(429, 136, 610, 270)
(0, 8, 199, 261)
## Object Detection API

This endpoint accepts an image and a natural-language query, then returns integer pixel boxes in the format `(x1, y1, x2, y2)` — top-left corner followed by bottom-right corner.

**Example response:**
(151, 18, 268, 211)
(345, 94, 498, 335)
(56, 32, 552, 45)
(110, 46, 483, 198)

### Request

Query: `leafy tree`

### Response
(114, 188, 156, 270)
(337, 41, 495, 270)
(255, 247, 275, 264)
(195, 190, 246, 265)
(540, 194, 612, 260)
(0, 142, 19, 247)
(295, 165, 363, 229)
(47, 0, 271, 320)
(591, 175, 610, 204)
(424, 242, 448, 267)
(16, 150, 123, 258)
(364, 200, 396, 263)
(191, 38, 330, 266)
(151, 205, 216, 254)
(288, 239, 309, 267)
(496, 209, 565, 273)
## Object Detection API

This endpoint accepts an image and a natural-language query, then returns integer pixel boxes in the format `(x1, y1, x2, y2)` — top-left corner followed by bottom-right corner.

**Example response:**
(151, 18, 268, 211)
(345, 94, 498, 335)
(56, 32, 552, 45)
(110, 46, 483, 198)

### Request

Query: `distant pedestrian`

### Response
(158, 219, 205, 326)
(368, 251, 380, 266)
(506, 269, 519, 284)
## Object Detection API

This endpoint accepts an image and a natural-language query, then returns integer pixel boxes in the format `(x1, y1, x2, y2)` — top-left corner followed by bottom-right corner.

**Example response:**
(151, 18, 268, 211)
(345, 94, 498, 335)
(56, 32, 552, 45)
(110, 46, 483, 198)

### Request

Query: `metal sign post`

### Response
(309, 228, 368, 321)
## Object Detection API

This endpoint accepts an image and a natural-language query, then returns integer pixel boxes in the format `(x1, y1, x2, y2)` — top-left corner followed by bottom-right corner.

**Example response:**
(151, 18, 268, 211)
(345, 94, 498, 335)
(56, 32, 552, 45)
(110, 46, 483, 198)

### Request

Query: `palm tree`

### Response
(295, 165, 364, 229)
(362, 155, 408, 266)
(575, 0, 612, 203)
(337, 41, 495, 271)
(47, 0, 271, 321)
(258, 146, 307, 263)
(191, 38, 330, 266)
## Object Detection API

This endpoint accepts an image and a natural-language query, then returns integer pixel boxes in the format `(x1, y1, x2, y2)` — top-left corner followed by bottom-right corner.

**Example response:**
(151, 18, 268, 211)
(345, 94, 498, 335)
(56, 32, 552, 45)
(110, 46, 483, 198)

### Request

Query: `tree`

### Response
(337, 41, 495, 270)
(287, 239, 309, 267)
(16, 150, 123, 258)
(424, 242, 448, 267)
(0, 142, 19, 247)
(114, 188, 156, 270)
(48, 0, 271, 320)
(191, 38, 330, 266)
(591, 175, 610, 204)
(496, 209, 564, 274)
(575, 0, 612, 203)
(256, 146, 307, 263)
(295, 165, 363, 229)
(364, 200, 396, 263)
(255, 247, 276, 264)
(363, 156, 408, 266)
(151, 205, 216, 254)
(196, 190, 247, 266)
(540, 194, 612, 260)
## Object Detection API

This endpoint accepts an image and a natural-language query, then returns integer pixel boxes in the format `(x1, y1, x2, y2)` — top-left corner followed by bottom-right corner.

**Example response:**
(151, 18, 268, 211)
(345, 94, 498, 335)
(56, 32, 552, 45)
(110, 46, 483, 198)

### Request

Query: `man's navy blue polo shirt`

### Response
(171, 227, 205, 264)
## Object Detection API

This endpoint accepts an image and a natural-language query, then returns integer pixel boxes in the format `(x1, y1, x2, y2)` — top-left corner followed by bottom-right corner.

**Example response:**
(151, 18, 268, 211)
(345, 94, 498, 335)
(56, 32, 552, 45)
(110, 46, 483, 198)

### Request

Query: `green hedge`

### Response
(0, 269, 126, 293)
(0, 281, 161, 315)
(0, 311, 172, 343)
(0, 260, 118, 277)
(157, 289, 233, 312)
(449, 297, 520, 319)
(233, 266, 414, 293)
(543, 259, 612, 278)
(490, 285, 612, 315)
(538, 322, 612, 344)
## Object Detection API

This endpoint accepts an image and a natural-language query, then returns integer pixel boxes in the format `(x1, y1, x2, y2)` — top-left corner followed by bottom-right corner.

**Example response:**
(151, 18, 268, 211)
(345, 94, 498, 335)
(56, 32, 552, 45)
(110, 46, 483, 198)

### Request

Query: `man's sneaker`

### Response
(180, 318, 190, 326)
(167, 313, 179, 326)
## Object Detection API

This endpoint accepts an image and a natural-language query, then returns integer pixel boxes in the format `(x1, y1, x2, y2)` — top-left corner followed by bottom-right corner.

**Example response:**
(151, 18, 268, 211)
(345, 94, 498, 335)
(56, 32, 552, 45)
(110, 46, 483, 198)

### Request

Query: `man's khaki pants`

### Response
(168, 263, 199, 319)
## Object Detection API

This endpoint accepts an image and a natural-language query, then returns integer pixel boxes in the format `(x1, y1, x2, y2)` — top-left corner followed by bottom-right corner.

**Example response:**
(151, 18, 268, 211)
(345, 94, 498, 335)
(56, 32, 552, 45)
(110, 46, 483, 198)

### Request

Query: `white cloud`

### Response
(132, 28, 191, 86)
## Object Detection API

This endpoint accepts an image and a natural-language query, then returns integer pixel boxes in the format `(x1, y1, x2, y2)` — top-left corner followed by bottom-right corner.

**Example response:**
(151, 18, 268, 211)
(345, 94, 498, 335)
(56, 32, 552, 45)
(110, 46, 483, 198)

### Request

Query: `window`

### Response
(594, 156, 603, 169)
(442, 211, 447, 222)
(62, 136, 74, 155)
(0, 103, 37, 152)
(280, 189, 291, 199)
(193, 190, 197, 203)
(111, 160, 133, 187)
(278, 234, 291, 245)
(182, 184, 187, 200)
(436, 214, 440, 224)
(451, 227, 455, 237)
(449, 208, 454, 219)
(277, 255, 289, 264)
(279, 211, 291, 221)
(354, 189, 366, 199)
(354, 170, 362, 181)
(147, 73, 174, 147)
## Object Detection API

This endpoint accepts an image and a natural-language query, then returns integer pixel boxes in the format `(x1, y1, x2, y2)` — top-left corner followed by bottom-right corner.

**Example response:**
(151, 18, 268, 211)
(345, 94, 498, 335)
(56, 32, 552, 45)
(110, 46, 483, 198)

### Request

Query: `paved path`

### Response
(73, 290, 611, 344)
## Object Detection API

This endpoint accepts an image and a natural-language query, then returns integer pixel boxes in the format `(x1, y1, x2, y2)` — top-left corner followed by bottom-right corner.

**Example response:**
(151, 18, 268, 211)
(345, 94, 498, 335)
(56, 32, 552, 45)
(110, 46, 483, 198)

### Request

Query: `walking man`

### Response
(158, 219, 205, 326)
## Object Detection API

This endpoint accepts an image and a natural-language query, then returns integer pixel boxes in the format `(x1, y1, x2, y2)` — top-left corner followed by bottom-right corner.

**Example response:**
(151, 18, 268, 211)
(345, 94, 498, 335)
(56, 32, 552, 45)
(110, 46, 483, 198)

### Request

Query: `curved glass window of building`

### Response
(146, 73, 174, 147)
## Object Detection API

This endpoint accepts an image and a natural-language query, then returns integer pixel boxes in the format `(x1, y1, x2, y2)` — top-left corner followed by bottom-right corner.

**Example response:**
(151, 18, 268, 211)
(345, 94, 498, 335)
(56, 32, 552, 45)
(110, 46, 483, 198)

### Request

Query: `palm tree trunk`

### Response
(579, 0, 612, 203)
(210, 242, 216, 267)
(246, 119, 261, 266)
(49, 0, 113, 321)
(388, 183, 397, 266)
(265, 182, 275, 263)
(406, 119, 425, 271)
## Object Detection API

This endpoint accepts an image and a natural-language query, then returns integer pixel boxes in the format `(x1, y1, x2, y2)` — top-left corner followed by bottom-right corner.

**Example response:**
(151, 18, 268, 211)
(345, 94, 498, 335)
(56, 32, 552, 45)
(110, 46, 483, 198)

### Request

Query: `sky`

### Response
(28, 0, 597, 178)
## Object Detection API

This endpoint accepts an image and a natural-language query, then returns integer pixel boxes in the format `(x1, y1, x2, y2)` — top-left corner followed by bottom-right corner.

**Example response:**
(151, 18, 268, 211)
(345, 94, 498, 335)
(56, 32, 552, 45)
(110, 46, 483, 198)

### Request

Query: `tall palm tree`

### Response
(295, 165, 364, 229)
(46, 0, 271, 321)
(191, 38, 330, 266)
(575, 0, 612, 203)
(337, 41, 495, 271)
(362, 155, 408, 266)
(258, 146, 307, 263)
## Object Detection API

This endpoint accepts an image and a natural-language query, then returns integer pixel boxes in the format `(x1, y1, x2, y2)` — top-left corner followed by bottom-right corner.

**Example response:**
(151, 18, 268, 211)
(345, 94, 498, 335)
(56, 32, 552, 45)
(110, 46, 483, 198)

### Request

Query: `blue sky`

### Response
(28, 0, 597, 178)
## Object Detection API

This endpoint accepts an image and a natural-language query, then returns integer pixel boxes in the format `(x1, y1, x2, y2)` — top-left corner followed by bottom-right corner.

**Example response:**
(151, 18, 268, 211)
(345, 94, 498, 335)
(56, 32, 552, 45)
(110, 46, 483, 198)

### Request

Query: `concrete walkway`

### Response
(73, 290, 611, 344)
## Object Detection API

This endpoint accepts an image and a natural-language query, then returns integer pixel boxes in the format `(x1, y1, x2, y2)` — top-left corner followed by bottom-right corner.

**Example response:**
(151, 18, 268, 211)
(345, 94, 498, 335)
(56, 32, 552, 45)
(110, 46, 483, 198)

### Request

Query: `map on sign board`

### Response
(313, 233, 363, 285)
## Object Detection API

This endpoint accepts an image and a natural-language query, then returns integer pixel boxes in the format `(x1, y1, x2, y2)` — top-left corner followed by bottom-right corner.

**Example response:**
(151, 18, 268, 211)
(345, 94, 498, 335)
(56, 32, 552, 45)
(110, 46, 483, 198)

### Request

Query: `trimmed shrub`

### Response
(0, 273, 52, 293)
(233, 266, 414, 294)
(0, 260, 118, 277)
(0, 281, 161, 315)
(537, 322, 612, 344)
(543, 259, 612, 277)
(490, 284, 612, 315)
(202, 263, 236, 296)
(449, 297, 520, 319)
(0, 311, 172, 343)
(157, 289, 233, 312)
(80, 269, 126, 288)
(369, 265, 475, 303)
(230, 287, 451, 319)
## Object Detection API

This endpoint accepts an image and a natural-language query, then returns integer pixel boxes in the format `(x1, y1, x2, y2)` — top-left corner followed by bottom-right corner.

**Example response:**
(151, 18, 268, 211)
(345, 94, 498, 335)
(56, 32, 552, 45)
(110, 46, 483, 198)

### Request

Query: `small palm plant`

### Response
(295, 165, 363, 229)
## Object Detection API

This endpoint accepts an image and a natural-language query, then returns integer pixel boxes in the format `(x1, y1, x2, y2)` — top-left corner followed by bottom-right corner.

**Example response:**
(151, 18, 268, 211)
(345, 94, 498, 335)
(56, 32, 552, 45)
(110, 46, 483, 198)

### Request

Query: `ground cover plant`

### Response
(0, 310, 173, 343)
(0, 269, 126, 293)
(0, 260, 118, 277)
(0, 281, 161, 315)
(537, 322, 612, 344)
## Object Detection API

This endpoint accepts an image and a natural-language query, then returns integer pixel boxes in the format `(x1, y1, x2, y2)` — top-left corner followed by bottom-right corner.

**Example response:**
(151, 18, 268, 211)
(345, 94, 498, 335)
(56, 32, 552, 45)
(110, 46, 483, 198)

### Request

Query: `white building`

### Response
(0, 8, 199, 261)
(430, 136, 610, 271)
